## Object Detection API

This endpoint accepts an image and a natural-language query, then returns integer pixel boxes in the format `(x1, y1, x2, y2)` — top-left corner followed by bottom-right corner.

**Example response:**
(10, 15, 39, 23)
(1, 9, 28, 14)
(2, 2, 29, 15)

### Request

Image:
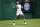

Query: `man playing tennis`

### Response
(13, 1, 26, 25)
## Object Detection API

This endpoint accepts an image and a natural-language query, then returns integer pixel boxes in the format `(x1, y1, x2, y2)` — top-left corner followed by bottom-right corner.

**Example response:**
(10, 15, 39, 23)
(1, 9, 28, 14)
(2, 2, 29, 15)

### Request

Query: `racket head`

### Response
(11, 3, 16, 8)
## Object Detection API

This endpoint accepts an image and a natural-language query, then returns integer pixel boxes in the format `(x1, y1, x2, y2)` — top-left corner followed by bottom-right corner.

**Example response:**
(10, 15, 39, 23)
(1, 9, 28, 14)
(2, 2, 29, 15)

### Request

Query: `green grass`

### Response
(0, 18, 40, 27)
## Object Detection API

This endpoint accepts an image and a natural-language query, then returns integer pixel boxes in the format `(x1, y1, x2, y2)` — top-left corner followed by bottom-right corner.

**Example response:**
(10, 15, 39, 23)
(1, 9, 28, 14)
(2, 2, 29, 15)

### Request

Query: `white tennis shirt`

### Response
(16, 4, 21, 12)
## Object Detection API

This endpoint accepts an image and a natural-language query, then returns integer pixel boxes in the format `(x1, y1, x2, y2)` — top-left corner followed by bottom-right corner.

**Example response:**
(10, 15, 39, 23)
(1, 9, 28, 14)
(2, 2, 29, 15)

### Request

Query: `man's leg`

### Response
(13, 15, 18, 22)
(21, 14, 25, 21)
(13, 15, 18, 25)
(14, 15, 18, 21)
(21, 14, 26, 24)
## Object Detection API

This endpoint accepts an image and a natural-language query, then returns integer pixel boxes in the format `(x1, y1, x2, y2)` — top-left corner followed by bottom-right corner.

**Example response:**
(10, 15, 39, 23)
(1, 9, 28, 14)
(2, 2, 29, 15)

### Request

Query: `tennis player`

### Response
(13, 1, 26, 25)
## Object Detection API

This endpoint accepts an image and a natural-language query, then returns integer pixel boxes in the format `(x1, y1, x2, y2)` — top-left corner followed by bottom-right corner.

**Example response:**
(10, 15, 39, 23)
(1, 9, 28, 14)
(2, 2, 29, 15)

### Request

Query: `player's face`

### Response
(17, 2, 19, 5)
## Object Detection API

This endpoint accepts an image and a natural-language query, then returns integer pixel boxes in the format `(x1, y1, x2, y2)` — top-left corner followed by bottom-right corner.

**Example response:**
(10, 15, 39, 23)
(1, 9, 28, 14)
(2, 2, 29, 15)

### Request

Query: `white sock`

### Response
(24, 20, 25, 21)
(24, 20, 25, 22)
(14, 21, 15, 22)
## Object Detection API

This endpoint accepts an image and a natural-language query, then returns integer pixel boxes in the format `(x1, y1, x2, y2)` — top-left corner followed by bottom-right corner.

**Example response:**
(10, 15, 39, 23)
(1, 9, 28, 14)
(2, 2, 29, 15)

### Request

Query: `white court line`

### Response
(13, 26, 24, 27)
(0, 24, 40, 26)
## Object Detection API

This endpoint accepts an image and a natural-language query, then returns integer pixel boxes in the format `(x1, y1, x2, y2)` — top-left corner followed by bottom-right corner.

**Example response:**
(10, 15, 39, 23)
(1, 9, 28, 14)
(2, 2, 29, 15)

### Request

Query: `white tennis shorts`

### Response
(16, 11, 23, 15)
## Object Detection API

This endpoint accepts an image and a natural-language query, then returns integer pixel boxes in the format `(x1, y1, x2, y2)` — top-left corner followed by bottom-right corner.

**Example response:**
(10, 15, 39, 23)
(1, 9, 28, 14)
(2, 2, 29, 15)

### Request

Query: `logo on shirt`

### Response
(24, 3, 30, 10)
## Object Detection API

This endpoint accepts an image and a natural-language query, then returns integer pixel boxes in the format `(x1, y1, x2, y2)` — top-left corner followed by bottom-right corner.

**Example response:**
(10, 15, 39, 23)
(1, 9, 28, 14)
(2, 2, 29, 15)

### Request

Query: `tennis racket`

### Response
(11, 3, 16, 8)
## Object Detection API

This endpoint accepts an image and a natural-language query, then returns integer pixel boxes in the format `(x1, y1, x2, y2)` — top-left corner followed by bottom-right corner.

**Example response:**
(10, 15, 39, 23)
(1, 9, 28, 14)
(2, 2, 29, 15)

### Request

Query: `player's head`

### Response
(17, 1, 19, 5)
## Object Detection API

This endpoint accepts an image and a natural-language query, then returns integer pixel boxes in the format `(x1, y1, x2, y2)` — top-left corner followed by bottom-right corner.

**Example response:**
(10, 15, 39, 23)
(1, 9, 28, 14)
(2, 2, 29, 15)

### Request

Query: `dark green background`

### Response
(0, 0, 40, 20)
